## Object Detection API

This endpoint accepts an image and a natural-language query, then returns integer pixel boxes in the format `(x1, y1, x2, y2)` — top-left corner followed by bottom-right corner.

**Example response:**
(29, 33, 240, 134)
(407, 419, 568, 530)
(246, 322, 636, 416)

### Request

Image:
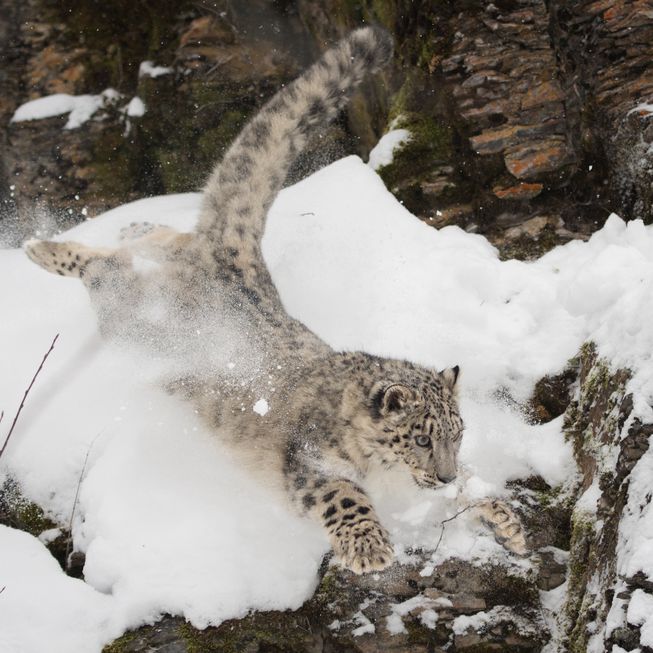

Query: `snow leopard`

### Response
(25, 27, 526, 573)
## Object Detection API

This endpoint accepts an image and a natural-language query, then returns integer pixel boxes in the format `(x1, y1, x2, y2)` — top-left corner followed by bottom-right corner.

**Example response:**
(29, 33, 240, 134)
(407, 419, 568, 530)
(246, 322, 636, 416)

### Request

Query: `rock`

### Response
(554, 343, 653, 651)
(504, 138, 574, 179)
(492, 182, 543, 200)
(103, 557, 549, 652)
(529, 364, 579, 424)
(520, 80, 565, 110)
(536, 550, 567, 591)
(471, 125, 563, 155)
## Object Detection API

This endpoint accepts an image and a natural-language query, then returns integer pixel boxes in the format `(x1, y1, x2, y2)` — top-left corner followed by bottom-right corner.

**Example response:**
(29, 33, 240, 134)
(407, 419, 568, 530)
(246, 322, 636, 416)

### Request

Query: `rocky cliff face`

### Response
(2, 1, 653, 251)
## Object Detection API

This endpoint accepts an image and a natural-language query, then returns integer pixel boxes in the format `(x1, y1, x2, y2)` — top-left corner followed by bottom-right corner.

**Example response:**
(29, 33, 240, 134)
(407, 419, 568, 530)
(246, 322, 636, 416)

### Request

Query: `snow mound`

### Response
(10, 89, 121, 130)
(2, 155, 653, 650)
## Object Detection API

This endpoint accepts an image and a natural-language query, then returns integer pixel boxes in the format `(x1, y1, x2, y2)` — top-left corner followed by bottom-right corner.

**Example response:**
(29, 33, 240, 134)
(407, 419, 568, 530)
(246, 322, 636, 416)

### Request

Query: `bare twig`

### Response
(0, 334, 59, 461)
(66, 431, 103, 562)
(432, 503, 476, 557)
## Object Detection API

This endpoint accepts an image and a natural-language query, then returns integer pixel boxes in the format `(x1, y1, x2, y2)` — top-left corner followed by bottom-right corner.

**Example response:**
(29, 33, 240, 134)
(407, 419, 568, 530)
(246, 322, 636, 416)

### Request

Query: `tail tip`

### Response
(349, 25, 394, 70)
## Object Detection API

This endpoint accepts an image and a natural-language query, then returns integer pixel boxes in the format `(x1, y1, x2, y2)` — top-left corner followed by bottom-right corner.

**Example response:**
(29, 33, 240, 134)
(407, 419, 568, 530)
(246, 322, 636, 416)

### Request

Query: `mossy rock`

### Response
(0, 479, 56, 536)
(497, 223, 566, 261)
(0, 478, 70, 570)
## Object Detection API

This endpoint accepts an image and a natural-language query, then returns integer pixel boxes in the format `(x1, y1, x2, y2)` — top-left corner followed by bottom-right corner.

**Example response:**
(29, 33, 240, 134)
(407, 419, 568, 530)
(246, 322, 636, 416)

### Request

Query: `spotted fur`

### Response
(24, 27, 527, 573)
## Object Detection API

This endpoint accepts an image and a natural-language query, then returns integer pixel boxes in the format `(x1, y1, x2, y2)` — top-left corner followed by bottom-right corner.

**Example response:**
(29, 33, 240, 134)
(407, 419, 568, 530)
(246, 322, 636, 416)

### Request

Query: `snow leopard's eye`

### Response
(415, 435, 431, 447)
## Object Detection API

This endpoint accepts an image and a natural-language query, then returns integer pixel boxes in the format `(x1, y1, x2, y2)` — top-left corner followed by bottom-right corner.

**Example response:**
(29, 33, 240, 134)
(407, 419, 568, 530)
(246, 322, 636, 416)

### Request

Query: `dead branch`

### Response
(0, 334, 59, 460)
(66, 431, 103, 563)
(432, 503, 476, 557)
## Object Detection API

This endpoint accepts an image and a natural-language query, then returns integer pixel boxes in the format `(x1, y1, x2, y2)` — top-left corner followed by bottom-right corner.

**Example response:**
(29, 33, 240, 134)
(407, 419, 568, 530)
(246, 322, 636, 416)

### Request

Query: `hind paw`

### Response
(25, 240, 91, 277)
(25, 239, 129, 280)
(118, 222, 157, 241)
(477, 499, 528, 556)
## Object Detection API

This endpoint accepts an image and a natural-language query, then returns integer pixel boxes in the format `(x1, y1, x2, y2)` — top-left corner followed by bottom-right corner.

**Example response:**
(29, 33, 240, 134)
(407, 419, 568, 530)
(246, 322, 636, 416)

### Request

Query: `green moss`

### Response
(366, 0, 397, 29)
(313, 569, 340, 606)
(14, 501, 56, 536)
(498, 224, 563, 261)
(178, 612, 313, 653)
(101, 631, 138, 653)
(0, 480, 56, 536)
(136, 77, 266, 193)
(91, 126, 142, 200)
(378, 115, 452, 188)
(564, 512, 596, 651)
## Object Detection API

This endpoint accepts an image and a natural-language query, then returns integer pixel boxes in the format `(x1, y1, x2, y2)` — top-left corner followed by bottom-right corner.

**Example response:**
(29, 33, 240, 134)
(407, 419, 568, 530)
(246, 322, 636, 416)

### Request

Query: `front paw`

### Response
(477, 499, 528, 556)
(332, 523, 394, 574)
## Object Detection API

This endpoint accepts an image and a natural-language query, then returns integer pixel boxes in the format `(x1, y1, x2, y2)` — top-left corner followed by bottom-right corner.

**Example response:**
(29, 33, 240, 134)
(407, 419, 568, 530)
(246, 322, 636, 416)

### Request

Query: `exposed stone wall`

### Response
(560, 344, 652, 652)
(2, 0, 653, 254)
(549, 0, 653, 224)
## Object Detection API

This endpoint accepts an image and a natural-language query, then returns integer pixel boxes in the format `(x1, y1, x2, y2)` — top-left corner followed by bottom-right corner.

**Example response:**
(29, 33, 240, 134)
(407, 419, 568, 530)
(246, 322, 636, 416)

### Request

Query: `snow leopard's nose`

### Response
(436, 471, 456, 484)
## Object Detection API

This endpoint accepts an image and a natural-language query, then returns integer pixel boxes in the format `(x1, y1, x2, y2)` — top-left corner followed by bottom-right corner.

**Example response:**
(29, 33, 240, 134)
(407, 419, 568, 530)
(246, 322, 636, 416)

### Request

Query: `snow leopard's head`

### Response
(345, 361, 463, 488)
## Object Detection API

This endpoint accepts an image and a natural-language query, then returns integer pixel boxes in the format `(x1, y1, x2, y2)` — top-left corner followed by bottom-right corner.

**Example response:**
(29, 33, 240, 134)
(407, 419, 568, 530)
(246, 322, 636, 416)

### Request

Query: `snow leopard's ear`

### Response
(439, 366, 460, 391)
(371, 382, 416, 417)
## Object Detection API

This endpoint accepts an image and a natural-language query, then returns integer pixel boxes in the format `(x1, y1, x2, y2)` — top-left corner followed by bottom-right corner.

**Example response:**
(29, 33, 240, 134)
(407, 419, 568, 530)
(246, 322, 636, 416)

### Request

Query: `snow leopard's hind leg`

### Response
(25, 239, 131, 282)
(25, 239, 149, 340)
(119, 222, 194, 263)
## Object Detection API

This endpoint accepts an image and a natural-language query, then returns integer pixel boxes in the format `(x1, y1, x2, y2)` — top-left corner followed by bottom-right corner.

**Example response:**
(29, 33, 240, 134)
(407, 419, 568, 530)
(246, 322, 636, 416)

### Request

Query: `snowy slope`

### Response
(1, 155, 653, 651)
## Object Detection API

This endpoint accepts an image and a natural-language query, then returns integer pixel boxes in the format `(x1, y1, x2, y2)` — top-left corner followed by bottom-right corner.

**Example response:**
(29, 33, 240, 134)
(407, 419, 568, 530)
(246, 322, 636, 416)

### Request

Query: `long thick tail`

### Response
(196, 26, 393, 289)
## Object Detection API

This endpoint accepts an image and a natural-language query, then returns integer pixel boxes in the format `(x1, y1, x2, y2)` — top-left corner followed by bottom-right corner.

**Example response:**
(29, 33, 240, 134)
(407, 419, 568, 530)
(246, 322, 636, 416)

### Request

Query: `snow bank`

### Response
(10, 89, 121, 130)
(123, 97, 146, 118)
(367, 128, 411, 169)
(2, 155, 653, 650)
(139, 61, 174, 78)
(0, 526, 115, 652)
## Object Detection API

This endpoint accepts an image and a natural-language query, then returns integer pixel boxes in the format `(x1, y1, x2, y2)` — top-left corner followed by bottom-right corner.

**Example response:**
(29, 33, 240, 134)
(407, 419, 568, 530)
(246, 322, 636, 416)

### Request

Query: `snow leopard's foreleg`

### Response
(289, 470, 394, 574)
(196, 26, 393, 296)
(475, 498, 528, 556)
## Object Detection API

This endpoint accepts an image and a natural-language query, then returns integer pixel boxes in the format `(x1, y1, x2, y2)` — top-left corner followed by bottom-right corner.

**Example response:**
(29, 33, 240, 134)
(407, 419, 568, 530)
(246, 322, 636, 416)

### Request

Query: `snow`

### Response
(627, 590, 653, 641)
(420, 609, 438, 629)
(367, 128, 411, 169)
(3, 154, 653, 649)
(540, 582, 568, 653)
(351, 605, 375, 637)
(576, 479, 601, 515)
(453, 610, 492, 635)
(10, 89, 121, 130)
(628, 102, 653, 117)
(139, 61, 174, 78)
(385, 595, 438, 634)
(253, 398, 269, 416)
(124, 97, 146, 118)
(0, 526, 116, 652)
(617, 444, 653, 618)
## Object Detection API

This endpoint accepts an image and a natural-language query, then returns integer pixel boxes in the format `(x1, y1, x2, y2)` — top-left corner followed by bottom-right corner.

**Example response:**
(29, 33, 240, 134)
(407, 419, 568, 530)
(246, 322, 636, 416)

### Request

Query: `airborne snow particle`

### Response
(253, 398, 269, 416)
